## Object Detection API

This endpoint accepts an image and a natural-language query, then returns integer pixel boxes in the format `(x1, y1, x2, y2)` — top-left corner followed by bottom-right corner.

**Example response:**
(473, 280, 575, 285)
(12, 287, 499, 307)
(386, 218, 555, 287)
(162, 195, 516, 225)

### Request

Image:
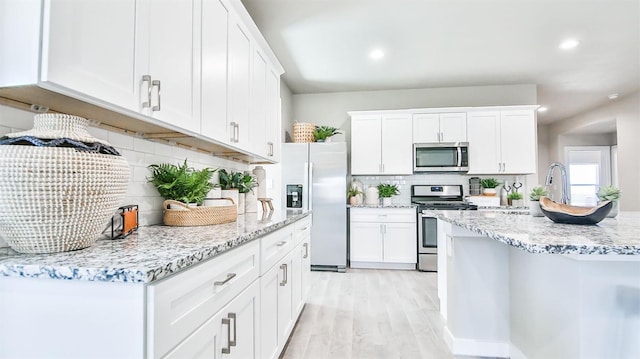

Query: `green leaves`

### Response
(147, 159, 216, 205)
(218, 169, 257, 193)
(377, 183, 399, 198)
(528, 186, 549, 201)
(313, 126, 341, 141)
(480, 178, 500, 189)
(596, 186, 621, 201)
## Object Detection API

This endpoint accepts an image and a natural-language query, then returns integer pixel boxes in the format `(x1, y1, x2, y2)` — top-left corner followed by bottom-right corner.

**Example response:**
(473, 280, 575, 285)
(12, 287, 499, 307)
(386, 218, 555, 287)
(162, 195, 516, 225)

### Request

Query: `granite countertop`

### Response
(425, 210, 640, 255)
(0, 210, 311, 284)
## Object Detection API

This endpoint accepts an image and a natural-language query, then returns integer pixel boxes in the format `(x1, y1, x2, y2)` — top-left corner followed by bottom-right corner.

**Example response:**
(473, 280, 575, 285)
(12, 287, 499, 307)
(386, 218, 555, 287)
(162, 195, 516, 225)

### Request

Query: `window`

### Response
(564, 146, 611, 207)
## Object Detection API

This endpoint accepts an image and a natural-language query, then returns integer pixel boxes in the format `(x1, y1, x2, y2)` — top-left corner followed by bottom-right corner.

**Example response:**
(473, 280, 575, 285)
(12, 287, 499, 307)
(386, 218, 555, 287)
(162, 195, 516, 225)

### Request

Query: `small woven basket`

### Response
(163, 199, 238, 226)
(292, 123, 316, 143)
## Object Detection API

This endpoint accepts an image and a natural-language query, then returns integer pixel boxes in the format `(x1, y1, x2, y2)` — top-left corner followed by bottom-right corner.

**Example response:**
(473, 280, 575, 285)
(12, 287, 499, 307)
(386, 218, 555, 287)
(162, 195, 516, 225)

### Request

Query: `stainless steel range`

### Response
(411, 185, 477, 272)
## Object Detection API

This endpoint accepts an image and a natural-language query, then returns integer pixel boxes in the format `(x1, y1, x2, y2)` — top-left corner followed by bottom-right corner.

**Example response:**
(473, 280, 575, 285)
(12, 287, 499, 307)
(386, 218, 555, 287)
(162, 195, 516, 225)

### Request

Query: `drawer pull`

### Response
(299, 226, 309, 231)
(214, 273, 236, 286)
(280, 264, 288, 286)
(222, 317, 232, 354)
(303, 243, 309, 259)
(276, 241, 287, 247)
(228, 313, 237, 347)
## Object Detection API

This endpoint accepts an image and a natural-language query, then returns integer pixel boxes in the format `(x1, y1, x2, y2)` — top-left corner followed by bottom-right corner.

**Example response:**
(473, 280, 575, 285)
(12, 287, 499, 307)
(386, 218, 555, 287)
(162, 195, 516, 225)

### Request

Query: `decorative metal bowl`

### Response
(539, 197, 612, 225)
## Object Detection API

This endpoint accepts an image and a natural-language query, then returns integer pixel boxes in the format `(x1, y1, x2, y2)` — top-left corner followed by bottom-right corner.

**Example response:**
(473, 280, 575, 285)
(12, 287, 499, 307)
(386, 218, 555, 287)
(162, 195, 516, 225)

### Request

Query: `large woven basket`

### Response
(163, 199, 238, 226)
(0, 113, 129, 253)
(292, 123, 316, 143)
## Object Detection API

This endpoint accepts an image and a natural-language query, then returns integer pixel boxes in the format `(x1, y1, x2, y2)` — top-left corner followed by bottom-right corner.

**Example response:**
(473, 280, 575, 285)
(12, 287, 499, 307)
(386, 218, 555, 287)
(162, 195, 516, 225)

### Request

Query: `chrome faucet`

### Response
(545, 162, 570, 204)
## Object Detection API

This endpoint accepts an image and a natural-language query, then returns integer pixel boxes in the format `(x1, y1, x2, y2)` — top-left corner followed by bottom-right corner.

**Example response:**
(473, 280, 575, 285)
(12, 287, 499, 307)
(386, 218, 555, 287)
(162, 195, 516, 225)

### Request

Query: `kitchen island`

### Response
(426, 210, 640, 359)
(0, 210, 312, 358)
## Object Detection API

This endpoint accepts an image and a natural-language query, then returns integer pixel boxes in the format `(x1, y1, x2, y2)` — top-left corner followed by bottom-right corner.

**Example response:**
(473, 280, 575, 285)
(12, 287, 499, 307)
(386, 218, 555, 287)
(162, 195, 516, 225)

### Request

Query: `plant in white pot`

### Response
(313, 126, 342, 142)
(528, 186, 549, 217)
(480, 178, 501, 196)
(507, 191, 524, 207)
(239, 173, 259, 213)
(377, 183, 399, 206)
(597, 186, 621, 218)
(347, 185, 363, 205)
(218, 169, 242, 213)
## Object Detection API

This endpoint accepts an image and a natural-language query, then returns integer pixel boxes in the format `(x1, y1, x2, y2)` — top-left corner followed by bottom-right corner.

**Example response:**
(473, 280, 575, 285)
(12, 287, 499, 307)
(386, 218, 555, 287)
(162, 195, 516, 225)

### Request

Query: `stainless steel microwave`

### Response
(413, 142, 469, 172)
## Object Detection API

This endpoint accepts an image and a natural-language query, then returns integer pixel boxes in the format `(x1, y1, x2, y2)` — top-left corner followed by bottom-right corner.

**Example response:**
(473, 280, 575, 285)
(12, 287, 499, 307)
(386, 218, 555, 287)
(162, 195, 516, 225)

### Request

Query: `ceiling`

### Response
(241, 0, 639, 124)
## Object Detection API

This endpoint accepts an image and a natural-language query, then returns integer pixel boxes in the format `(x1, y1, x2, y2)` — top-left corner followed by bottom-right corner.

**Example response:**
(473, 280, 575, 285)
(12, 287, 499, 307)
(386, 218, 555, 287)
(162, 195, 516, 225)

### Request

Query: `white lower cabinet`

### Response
(350, 208, 417, 269)
(164, 279, 260, 359)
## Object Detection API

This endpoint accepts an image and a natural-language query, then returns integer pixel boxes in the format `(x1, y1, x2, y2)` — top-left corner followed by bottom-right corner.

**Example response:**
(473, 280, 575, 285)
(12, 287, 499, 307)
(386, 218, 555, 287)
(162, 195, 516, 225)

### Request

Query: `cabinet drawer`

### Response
(261, 226, 294, 274)
(294, 215, 312, 244)
(350, 208, 416, 223)
(147, 240, 260, 359)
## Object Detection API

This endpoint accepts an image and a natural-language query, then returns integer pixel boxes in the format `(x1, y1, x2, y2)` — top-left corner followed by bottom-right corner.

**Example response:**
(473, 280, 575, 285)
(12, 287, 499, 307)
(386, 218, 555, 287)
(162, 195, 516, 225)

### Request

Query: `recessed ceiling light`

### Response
(537, 106, 548, 112)
(559, 39, 580, 50)
(608, 93, 619, 100)
(369, 49, 385, 60)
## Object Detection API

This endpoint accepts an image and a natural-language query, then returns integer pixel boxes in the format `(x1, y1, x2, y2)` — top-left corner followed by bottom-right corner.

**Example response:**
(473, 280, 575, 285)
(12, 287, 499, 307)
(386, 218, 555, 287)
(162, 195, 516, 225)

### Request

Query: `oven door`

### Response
(417, 214, 438, 271)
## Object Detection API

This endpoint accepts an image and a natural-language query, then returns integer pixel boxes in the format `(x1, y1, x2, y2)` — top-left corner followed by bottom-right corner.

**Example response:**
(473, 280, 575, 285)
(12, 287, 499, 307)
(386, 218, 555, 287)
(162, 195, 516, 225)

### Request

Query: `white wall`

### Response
(0, 104, 259, 248)
(545, 91, 640, 211)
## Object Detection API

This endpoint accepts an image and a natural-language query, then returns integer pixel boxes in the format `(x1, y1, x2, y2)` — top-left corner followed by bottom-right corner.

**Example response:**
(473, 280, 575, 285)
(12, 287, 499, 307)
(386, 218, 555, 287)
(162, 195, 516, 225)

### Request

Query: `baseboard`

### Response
(349, 261, 416, 270)
(443, 326, 511, 358)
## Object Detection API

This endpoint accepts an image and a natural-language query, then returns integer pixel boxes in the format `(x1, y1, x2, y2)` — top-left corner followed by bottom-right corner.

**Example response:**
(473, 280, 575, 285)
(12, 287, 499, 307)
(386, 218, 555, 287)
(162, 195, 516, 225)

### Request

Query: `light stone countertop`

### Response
(0, 210, 311, 283)
(425, 210, 640, 255)
(348, 204, 417, 209)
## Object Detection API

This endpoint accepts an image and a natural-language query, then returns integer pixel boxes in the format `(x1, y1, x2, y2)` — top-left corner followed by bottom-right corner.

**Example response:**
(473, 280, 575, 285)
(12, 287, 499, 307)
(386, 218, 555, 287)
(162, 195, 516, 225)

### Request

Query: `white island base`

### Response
(442, 225, 640, 359)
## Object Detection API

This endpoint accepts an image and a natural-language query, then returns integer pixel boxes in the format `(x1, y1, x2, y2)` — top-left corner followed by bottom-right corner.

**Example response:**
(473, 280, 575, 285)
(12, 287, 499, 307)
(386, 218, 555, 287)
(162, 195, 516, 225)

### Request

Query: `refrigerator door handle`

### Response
(308, 162, 314, 212)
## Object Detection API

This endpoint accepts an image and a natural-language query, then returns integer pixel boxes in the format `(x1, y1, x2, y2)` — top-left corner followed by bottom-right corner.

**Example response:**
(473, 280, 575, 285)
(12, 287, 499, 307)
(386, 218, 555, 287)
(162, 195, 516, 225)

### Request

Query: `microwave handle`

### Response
(456, 147, 462, 167)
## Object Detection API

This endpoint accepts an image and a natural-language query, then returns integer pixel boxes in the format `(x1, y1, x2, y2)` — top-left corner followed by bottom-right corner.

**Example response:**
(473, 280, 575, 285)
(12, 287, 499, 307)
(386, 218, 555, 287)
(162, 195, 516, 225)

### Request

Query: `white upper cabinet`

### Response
(144, 0, 200, 133)
(350, 113, 412, 175)
(42, 0, 142, 113)
(0, 0, 284, 164)
(413, 112, 467, 143)
(200, 0, 229, 143)
(467, 109, 536, 174)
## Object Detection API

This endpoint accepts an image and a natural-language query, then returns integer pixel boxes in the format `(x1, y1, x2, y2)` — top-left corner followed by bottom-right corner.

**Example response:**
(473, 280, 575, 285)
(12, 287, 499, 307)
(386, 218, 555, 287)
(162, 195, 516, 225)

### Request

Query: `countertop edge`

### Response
(0, 211, 312, 284)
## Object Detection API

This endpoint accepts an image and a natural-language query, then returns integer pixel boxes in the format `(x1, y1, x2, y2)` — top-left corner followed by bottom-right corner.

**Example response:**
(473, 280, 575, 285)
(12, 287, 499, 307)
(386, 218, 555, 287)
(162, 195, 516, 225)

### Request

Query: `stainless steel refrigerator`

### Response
(281, 142, 347, 272)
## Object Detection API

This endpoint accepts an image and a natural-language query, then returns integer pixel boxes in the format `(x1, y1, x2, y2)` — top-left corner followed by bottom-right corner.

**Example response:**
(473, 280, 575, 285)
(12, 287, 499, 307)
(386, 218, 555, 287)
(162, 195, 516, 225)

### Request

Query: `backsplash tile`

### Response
(0, 105, 253, 248)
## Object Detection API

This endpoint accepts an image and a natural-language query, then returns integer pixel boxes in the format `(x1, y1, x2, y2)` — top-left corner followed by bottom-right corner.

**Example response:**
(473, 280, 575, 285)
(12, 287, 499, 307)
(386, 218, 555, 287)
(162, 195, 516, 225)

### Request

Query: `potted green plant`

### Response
(377, 183, 400, 206)
(347, 185, 363, 206)
(507, 191, 524, 207)
(480, 178, 501, 196)
(528, 186, 549, 217)
(218, 169, 242, 212)
(313, 126, 342, 142)
(597, 186, 621, 218)
(239, 173, 259, 213)
(148, 159, 216, 206)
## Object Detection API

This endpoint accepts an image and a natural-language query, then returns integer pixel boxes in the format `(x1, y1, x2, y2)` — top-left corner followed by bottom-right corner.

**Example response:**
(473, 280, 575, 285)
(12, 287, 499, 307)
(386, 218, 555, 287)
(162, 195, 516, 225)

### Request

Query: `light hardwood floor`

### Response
(281, 269, 453, 359)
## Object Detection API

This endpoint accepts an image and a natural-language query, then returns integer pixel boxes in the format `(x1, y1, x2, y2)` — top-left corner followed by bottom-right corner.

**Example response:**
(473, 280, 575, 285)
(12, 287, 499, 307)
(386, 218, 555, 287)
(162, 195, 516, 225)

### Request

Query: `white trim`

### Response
(510, 343, 528, 359)
(348, 105, 539, 117)
(349, 261, 415, 270)
(443, 326, 511, 358)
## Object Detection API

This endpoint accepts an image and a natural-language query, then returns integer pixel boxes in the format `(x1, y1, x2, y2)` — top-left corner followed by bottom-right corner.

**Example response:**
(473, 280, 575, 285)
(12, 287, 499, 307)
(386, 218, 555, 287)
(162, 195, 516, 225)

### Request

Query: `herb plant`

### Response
(480, 178, 501, 189)
(148, 160, 216, 205)
(377, 183, 400, 198)
(313, 126, 342, 142)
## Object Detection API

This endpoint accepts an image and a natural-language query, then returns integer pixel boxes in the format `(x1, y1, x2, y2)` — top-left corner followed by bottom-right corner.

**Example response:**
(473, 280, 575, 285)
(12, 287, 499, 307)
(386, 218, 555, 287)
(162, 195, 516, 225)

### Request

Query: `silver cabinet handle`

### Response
(228, 313, 237, 348)
(299, 226, 309, 231)
(276, 240, 287, 247)
(151, 80, 161, 112)
(222, 317, 232, 354)
(214, 272, 236, 286)
(141, 75, 152, 108)
(235, 123, 240, 142)
(280, 263, 287, 286)
(267, 142, 274, 156)
(303, 242, 309, 259)
(502, 163, 506, 172)
(229, 122, 237, 142)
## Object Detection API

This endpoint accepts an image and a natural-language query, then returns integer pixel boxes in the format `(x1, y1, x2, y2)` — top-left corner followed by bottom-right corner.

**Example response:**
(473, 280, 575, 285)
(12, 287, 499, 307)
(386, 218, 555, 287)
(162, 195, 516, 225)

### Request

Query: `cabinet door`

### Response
(439, 113, 467, 142)
(351, 116, 382, 175)
(381, 114, 413, 174)
(250, 48, 268, 157)
(265, 69, 281, 161)
(222, 280, 260, 359)
(163, 309, 225, 359)
(43, 0, 142, 112)
(301, 238, 311, 302)
(201, 0, 229, 143)
(467, 111, 501, 174)
(260, 257, 292, 359)
(500, 110, 537, 174)
(350, 222, 383, 262)
(228, 15, 251, 148)
(383, 222, 417, 264)
(147, 0, 200, 133)
(277, 255, 294, 346)
(413, 114, 440, 143)
(291, 242, 303, 318)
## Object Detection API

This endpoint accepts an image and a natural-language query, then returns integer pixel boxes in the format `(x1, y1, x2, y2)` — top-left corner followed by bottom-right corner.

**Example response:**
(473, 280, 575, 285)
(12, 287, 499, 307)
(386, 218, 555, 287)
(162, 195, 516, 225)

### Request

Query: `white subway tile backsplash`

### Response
(0, 104, 250, 234)
(108, 131, 134, 150)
